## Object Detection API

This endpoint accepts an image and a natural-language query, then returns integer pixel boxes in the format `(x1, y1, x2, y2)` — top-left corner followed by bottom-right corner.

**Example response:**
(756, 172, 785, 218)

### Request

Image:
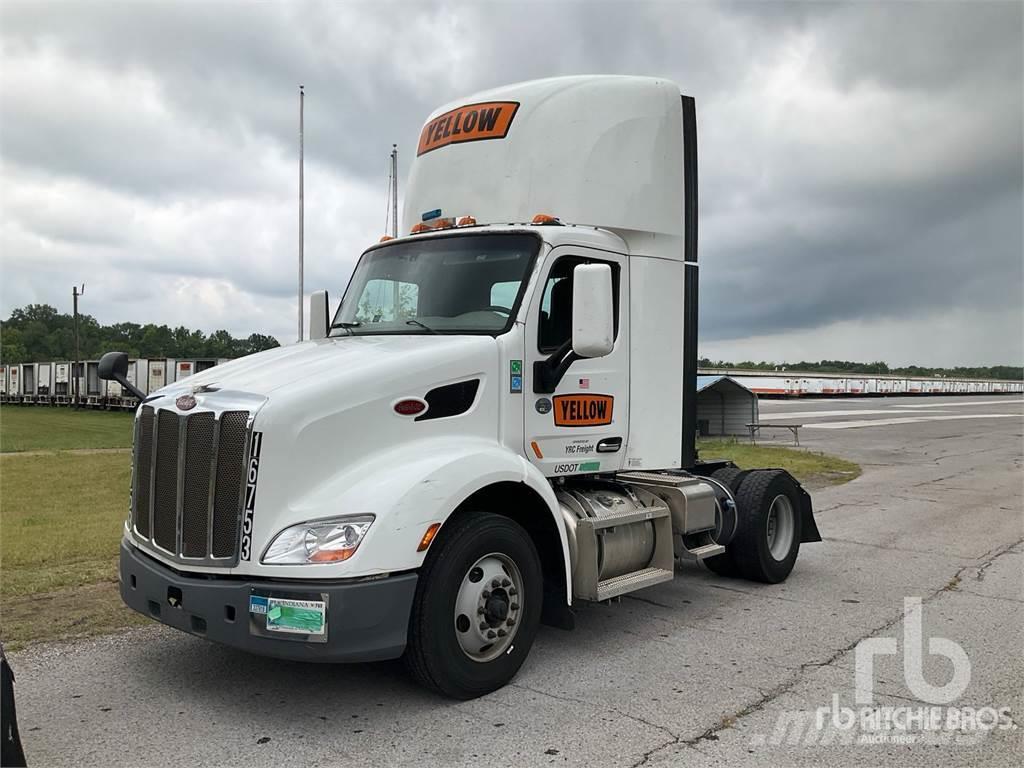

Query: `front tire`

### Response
(404, 512, 542, 699)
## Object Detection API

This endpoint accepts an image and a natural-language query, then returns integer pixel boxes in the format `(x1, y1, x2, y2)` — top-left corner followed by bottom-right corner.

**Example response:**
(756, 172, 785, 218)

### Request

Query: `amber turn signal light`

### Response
(417, 523, 442, 552)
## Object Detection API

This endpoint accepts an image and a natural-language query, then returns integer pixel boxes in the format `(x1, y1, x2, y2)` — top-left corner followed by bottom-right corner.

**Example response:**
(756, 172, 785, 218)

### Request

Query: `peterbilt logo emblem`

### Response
(175, 394, 197, 411)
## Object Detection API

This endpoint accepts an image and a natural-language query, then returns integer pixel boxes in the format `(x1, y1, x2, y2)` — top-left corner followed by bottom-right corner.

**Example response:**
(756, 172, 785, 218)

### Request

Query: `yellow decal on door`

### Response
(552, 394, 614, 427)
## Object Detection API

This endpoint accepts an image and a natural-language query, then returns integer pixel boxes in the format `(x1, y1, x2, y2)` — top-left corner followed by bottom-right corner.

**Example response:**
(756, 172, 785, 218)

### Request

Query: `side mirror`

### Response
(98, 350, 128, 382)
(571, 263, 614, 358)
(309, 290, 329, 340)
(98, 351, 146, 402)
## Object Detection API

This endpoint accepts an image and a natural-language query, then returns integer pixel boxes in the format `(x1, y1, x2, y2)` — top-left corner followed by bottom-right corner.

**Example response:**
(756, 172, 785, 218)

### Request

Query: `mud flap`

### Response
(794, 478, 822, 543)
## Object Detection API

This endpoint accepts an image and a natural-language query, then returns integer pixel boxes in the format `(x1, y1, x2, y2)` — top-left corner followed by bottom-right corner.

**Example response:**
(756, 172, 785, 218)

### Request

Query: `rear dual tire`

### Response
(702, 469, 803, 584)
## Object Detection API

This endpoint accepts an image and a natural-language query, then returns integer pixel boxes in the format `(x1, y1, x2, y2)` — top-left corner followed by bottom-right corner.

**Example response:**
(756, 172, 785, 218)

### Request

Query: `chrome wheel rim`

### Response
(766, 494, 796, 561)
(454, 553, 524, 662)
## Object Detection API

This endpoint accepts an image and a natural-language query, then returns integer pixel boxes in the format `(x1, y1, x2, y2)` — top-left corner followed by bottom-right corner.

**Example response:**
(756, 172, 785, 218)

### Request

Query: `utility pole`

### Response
(391, 144, 398, 237)
(298, 84, 305, 342)
(72, 284, 84, 409)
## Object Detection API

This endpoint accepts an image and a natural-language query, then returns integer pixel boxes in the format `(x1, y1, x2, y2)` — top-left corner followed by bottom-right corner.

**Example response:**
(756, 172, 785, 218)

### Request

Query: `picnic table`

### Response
(747, 422, 803, 446)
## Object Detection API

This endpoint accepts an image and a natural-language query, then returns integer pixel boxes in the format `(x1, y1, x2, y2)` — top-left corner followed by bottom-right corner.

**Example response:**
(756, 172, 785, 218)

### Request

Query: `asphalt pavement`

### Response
(9, 395, 1024, 767)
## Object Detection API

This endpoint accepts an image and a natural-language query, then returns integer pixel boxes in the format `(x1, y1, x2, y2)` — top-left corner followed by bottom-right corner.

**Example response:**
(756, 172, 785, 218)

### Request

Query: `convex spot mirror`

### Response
(98, 351, 128, 381)
(98, 351, 145, 402)
(571, 263, 614, 358)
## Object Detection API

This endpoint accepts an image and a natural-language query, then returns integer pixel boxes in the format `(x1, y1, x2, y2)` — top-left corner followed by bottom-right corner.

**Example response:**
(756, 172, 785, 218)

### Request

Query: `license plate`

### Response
(249, 593, 327, 639)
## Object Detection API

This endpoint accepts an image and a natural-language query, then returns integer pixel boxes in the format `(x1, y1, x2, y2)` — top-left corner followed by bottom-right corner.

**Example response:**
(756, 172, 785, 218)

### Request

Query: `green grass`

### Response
(0, 451, 145, 648)
(0, 406, 134, 452)
(697, 438, 861, 487)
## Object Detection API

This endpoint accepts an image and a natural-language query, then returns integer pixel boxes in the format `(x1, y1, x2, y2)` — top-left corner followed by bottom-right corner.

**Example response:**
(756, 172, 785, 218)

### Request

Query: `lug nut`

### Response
(479, 622, 488, 632)
(482, 589, 491, 599)
(477, 606, 485, 614)
(487, 630, 497, 639)
(501, 578, 511, 587)
(506, 618, 515, 627)
(491, 578, 501, 588)
(498, 629, 507, 637)
(509, 587, 518, 596)
(510, 603, 519, 611)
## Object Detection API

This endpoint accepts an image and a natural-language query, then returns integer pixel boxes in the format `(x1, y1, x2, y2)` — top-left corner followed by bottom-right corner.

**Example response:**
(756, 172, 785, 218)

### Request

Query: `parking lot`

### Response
(9, 395, 1023, 767)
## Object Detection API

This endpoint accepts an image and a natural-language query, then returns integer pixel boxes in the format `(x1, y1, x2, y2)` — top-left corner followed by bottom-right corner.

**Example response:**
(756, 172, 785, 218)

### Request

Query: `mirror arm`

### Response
(117, 375, 147, 403)
(532, 339, 579, 394)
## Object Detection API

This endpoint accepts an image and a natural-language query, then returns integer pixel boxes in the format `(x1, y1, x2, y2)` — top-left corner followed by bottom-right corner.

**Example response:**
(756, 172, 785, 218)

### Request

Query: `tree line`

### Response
(1, 304, 280, 363)
(2, 304, 1019, 380)
(697, 358, 1023, 381)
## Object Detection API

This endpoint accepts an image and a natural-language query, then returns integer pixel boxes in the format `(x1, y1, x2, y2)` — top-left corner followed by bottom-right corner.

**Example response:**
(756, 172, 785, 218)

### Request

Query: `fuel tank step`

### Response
(595, 566, 674, 601)
(684, 542, 726, 560)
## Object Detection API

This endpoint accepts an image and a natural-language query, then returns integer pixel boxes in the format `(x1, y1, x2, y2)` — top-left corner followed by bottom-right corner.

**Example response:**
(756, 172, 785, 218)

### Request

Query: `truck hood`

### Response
(160, 334, 496, 400)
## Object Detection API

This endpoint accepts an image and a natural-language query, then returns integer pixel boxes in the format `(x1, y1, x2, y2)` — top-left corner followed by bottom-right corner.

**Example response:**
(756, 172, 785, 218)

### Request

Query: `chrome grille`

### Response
(132, 407, 155, 537)
(213, 412, 249, 558)
(153, 411, 180, 551)
(132, 407, 250, 564)
(181, 413, 215, 557)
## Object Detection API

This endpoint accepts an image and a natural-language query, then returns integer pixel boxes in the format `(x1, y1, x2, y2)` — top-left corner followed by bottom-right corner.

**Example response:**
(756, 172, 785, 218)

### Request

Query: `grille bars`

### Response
(131, 407, 248, 565)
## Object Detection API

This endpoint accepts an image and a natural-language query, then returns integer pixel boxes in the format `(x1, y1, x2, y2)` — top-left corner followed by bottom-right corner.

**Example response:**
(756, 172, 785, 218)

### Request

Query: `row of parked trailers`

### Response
(706, 370, 1024, 397)
(1, 360, 1021, 409)
(0, 359, 227, 409)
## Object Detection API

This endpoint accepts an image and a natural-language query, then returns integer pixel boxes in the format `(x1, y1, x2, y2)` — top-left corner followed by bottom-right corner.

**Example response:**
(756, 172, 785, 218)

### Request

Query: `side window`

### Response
(355, 279, 419, 323)
(538, 256, 619, 353)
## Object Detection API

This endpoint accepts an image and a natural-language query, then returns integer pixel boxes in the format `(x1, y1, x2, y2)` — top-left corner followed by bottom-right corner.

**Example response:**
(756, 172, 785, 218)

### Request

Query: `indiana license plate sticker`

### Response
(250, 596, 326, 636)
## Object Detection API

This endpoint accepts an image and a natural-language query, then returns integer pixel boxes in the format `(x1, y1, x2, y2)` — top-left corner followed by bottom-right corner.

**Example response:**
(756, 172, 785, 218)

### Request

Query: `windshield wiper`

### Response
(405, 319, 438, 334)
(330, 321, 362, 329)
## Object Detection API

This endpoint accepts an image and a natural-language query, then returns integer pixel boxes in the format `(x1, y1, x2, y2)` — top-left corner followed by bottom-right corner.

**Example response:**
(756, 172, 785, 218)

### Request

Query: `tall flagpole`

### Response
(298, 84, 305, 342)
(391, 144, 398, 237)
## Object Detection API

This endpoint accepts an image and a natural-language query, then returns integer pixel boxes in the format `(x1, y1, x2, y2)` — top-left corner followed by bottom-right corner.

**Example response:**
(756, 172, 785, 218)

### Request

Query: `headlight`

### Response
(262, 515, 374, 565)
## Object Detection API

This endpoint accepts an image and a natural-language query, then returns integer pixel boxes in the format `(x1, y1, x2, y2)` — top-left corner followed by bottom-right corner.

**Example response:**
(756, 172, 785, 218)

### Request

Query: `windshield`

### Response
(332, 233, 540, 335)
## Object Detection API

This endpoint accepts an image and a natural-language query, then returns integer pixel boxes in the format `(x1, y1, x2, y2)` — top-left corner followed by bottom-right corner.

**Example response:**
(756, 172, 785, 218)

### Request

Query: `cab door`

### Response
(523, 245, 629, 477)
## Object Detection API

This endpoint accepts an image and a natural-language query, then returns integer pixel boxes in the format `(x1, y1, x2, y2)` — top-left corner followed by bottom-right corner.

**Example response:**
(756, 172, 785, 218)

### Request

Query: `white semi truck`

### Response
(100, 76, 820, 699)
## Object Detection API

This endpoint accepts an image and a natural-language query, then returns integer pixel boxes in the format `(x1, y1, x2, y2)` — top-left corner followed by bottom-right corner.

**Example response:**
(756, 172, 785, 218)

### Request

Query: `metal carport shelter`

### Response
(696, 375, 758, 436)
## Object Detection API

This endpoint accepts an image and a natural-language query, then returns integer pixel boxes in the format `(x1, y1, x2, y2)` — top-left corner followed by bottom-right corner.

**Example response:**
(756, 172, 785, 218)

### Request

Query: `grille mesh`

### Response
(133, 407, 155, 537)
(131, 407, 248, 562)
(181, 412, 215, 557)
(153, 410, 180, 551)
(213, 412, 249, 558)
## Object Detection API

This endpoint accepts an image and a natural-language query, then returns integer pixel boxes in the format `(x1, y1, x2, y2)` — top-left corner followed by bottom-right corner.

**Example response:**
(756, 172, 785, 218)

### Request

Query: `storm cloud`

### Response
(1, 0, 1021, 366)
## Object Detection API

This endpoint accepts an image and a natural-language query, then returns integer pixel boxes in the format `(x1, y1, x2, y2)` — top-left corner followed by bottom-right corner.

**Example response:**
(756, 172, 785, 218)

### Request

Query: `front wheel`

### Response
(404, 512, 542, 699)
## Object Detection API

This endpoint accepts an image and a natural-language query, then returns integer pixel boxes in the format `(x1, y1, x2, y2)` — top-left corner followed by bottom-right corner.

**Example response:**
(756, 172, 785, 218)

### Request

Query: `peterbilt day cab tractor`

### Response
(100, 76, 820, 699)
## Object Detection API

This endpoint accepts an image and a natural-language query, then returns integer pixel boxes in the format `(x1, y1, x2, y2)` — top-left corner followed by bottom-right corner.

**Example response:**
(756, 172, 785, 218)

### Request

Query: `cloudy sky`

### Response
(1, 0, 1021, 366)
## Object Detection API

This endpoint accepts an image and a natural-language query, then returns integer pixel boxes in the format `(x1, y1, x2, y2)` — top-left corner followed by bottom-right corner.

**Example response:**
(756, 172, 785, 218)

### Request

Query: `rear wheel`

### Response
(702, 467, 744, 577)
(404, 512, 542, 699)
(730, 470, 803, 583)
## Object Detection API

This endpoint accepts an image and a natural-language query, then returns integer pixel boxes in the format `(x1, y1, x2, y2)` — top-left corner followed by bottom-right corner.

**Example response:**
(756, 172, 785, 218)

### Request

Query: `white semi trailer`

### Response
(101, 76, 820, 699)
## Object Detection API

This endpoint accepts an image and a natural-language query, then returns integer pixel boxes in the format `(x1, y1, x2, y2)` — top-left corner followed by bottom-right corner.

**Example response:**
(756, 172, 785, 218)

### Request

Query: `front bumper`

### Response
(120, 541, 418, 663)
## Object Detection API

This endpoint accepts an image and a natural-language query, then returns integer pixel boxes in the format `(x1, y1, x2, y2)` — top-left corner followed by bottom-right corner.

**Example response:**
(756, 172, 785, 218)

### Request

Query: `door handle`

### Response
(597, 437, 622, 453)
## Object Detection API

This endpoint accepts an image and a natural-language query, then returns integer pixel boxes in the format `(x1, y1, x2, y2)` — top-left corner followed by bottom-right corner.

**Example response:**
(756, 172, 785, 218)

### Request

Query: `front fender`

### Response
(256, 437, 571, 598)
